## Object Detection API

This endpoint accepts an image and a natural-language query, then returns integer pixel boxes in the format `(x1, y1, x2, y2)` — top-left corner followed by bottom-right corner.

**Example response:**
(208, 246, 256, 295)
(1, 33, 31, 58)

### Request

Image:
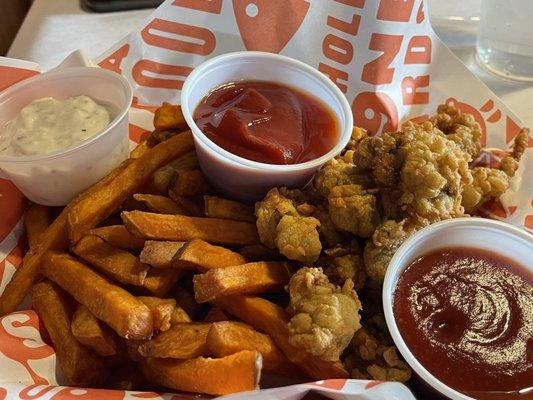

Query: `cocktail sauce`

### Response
(393, 247, 532, 399)
(193, 81, 338, 165)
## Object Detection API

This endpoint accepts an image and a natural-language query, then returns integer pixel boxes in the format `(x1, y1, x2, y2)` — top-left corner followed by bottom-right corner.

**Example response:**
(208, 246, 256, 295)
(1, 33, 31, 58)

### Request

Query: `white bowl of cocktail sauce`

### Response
(0, 67, 132, 206)
(181, 51, 353, 202)
(383, 218, 533, 400)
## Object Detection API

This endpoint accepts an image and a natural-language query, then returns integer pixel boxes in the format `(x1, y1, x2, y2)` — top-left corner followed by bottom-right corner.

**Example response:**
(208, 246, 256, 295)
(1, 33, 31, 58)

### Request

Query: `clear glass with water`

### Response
(476, 0, 533, 81)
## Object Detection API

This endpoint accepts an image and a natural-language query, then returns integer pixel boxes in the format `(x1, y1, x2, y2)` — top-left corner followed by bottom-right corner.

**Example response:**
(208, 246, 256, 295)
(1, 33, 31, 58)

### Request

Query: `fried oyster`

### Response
(286, 267, 362, 361)
(252, 104, 528, 384)
(255, 188, 322, 263)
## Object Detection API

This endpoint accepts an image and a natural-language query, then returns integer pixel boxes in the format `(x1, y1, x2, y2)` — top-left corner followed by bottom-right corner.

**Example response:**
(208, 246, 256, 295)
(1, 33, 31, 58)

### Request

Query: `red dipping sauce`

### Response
(393, 247, 533, 399)
(193, 81, 338, 165)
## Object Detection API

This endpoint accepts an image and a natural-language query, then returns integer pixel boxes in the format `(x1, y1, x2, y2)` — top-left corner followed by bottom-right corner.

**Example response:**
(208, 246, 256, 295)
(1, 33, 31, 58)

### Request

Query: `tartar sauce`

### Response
(0, 95, 111, 156)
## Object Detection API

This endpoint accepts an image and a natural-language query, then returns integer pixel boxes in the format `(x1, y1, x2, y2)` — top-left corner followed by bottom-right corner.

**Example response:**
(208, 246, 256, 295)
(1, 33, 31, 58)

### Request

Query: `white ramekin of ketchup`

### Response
(0, 67, 132, 206)
(181, 51, 353, 202)
(383, 218, 533, 400)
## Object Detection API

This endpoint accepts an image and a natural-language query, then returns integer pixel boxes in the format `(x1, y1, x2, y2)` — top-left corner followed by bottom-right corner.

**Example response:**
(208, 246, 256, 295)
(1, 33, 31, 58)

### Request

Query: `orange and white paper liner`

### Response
(0, 0, 532, 398)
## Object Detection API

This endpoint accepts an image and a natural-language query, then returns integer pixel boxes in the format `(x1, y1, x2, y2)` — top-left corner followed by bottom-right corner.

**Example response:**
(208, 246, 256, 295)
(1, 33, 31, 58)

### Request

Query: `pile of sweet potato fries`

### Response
(0, 104, 347, 395)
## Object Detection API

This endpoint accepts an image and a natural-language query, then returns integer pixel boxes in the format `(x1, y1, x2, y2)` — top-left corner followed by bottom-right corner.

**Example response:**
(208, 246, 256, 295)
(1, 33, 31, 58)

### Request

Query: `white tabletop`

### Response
(8, 0, 533, 127)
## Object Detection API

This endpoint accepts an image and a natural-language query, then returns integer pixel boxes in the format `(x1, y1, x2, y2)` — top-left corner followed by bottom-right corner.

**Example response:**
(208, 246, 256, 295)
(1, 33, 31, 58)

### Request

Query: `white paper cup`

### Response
(0, 67, 132, 206)
(382, 218, 533, 400)
(181, 51, 353, 202)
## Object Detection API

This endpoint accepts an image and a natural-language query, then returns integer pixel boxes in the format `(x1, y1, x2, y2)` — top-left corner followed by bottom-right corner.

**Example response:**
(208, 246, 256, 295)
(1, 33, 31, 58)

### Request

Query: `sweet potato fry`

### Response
(32, 281, 107, 386)
(170, 304, 192, 324)
(138, 323, 211, 359)
(173, 286, 203, 318)
(25, 204, 52, 248)
(0, 159, 133, 316)
(88, 225, 146, 251)
(67, 131, 194, 243)
(142, 268, 182, 297)
(71, 304, 117, 356)
(122, 211, 259, 245)
(124, 339, 146, 362)
(239, 244, 282, 261)
(42, 252, 153, 339)
(168, 169, 209, 197)
(172, 239, 247, 271)
(148, 129, 182, 146)
(207, 321, 300, 377)
(151, 151, 198, 193)
(130, 139, 150, 158)
(0, 213, 68, 317)
(153, 103, 188, 131)
(139, 240, 185, 268)
(168, 194, 204, 216)
(214, 295, 349, 380)
(203, 307, 229, 323)
(204, 196, 255, 222)
(140, 351, 261, 396)
(72, 235, 149, 285)
(0, 159, 137, 316)
(104, 363, 145, 391)
(193, 262, 292, 303)
(133, 194, 184, 214)
(138, 296, 176, 332)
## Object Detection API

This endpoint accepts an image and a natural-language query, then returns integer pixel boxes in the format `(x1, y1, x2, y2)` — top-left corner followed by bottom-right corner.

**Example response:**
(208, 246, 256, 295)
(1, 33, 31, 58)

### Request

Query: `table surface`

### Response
(7, 0, 533, 127)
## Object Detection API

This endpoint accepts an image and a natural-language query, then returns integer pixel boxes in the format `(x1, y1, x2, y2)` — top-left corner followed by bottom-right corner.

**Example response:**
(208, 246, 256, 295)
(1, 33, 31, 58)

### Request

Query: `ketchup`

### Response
(193, 81, 338, 165)
(393, 247, 533, 399)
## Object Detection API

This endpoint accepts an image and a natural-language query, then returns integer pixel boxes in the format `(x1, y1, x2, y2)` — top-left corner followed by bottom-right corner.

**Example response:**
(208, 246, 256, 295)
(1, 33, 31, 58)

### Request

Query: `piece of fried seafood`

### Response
(462, 128, 529, 213)
(312, 205, 348, 247)
(462, 167, 510, 214)
(343, 323, 411, 383)
(313, 156, 365, 198)
(286, 267, 362, 362)
(255, 188, 322, 263)
(352, 133, 399, 188)
(321, 240, 366, 290)
(348, 118, 472, 223)
(430, 103, 483, 159)
(363, 219, 422, 284)
(328, 184, 380, 238)
(395, 120, 472, 222)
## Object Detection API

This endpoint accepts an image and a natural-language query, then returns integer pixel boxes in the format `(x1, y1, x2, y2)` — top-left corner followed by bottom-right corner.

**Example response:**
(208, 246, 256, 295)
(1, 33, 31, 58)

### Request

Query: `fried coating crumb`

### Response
(501, 128, 530, 177)
(510, 128, 529, 161)
(462, 167, 510, 213)
(346, 126, 368, 151)
(328, 184, 379, 238)
(286, 267, 362, 361)
(275, 215, 321, 263)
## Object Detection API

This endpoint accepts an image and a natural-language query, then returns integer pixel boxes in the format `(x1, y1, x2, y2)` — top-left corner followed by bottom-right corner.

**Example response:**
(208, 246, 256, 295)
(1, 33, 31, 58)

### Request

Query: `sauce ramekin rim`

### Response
(382, 217, 533, 400)
(0, 66, 132, 163)
(181, 51, 353, 172)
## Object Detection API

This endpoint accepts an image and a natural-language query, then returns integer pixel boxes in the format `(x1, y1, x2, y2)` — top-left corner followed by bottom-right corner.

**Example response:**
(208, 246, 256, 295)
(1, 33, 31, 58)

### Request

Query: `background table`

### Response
(7, 0, 533, 127)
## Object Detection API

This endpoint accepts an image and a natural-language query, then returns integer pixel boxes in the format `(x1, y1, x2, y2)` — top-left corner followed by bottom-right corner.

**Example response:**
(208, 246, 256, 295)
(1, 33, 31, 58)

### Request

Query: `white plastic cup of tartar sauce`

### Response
(382, 217, 533, 400)
(181, 51, 353, 203)
(0, 67, 132, 206)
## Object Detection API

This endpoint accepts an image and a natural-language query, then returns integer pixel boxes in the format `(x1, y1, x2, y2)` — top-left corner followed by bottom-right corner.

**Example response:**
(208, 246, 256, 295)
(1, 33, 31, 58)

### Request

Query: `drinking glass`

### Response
(476, 0, 533, 81)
